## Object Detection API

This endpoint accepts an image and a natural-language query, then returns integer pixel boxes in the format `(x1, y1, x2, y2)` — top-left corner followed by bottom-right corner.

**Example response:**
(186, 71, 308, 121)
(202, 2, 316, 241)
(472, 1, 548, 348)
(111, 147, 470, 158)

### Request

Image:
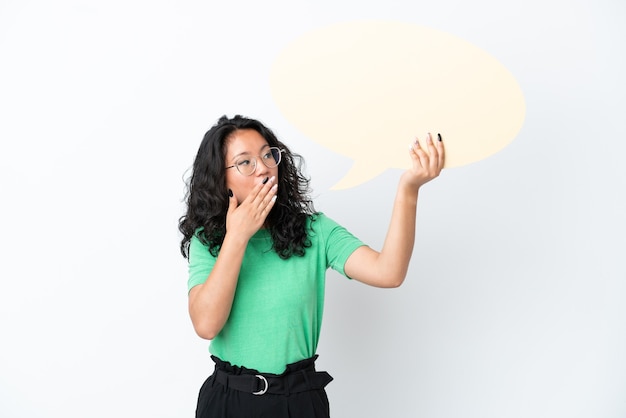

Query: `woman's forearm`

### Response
(344, 134, 444, 287)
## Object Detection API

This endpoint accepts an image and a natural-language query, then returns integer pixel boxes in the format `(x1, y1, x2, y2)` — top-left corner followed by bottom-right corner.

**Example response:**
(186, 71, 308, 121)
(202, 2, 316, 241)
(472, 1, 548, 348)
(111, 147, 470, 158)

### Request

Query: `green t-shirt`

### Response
(187, 213, 365, 374)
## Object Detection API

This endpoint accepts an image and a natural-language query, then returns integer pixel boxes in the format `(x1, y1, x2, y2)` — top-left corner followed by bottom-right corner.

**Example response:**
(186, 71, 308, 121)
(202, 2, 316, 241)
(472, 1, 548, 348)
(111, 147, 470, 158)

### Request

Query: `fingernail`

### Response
(427, 133, 433, 143)
(228, 189, 233, 197)
(262, 177, 269, 184)
(438, 133, 442, 142)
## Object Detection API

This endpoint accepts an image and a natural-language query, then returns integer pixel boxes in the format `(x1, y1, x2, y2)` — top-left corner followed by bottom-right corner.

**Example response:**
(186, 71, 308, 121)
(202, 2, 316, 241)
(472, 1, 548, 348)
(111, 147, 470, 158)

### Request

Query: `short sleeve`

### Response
(313, 213, 366, 277)
(187, 234, 217, 292)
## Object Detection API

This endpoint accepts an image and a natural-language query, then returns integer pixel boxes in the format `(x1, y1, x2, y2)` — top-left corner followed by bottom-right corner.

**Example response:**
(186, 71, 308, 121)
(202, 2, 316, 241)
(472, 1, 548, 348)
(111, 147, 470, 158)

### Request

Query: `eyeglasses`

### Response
(226, 147, 285, 176)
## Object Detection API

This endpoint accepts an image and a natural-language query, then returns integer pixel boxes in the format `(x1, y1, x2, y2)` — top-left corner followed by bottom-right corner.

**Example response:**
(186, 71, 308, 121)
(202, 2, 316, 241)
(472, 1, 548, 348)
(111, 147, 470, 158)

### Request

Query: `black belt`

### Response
(214, 368, 333, 396)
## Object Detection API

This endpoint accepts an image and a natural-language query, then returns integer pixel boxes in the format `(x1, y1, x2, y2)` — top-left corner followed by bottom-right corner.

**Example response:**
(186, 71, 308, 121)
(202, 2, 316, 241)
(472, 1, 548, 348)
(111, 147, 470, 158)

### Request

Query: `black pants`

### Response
(196, 355, 332, 418)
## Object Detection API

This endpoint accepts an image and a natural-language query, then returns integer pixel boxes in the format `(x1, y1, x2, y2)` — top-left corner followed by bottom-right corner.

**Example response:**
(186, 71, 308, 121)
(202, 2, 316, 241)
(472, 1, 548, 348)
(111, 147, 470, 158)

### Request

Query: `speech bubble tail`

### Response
(330, 161, 387, 190)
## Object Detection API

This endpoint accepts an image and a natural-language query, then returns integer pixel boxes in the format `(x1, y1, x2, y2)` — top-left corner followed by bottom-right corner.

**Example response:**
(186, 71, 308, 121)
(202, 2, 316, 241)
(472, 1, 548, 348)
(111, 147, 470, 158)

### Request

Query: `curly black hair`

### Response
(179, 115, 315, 260)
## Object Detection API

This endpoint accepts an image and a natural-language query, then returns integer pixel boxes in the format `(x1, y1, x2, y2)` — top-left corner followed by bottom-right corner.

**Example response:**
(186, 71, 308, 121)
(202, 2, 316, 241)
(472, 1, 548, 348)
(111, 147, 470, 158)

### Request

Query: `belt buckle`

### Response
(252, 374, 268, 395)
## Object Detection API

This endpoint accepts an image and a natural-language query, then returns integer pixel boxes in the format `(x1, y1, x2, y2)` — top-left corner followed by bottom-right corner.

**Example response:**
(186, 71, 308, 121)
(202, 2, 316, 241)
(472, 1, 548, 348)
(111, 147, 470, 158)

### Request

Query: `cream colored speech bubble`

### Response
(270, 21, 525, 189)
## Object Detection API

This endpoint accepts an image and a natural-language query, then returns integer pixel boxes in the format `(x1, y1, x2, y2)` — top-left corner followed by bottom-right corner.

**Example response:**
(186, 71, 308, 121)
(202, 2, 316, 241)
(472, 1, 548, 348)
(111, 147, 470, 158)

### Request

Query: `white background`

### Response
(1, 0, 625, 417)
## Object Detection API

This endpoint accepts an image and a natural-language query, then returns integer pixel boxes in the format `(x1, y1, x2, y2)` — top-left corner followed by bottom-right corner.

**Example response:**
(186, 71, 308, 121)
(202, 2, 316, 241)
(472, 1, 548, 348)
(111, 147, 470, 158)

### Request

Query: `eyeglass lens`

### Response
(235, 147, 281, 175)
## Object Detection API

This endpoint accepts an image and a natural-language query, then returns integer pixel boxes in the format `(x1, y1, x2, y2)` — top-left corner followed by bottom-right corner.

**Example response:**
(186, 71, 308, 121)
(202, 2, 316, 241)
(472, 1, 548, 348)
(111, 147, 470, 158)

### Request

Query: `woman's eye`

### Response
(237, 159, 251, 167)
(262, 152, 273, 160)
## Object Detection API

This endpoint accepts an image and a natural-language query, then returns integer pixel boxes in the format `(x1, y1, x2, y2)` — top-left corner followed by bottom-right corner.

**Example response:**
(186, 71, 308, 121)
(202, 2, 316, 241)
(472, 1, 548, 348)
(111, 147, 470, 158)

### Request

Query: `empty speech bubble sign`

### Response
(270, 21, 526, 190)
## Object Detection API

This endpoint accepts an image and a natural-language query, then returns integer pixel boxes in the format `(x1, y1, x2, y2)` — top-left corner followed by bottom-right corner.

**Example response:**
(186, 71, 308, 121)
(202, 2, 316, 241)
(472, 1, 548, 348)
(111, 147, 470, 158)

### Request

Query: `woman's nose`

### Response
(255, 157, 270, 176)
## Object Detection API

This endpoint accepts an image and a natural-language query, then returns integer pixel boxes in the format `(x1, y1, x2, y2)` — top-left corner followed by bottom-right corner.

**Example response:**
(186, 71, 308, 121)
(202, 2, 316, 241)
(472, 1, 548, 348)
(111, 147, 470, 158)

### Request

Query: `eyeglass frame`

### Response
(225, 147, 285, 176)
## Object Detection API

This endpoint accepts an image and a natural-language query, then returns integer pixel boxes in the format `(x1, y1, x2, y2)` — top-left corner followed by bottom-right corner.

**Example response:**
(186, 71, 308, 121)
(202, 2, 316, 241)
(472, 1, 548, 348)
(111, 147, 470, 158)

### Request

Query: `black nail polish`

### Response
(437, 133, 442, 142)
(228, 189, 233, 197)
(262, 177, 269, 184)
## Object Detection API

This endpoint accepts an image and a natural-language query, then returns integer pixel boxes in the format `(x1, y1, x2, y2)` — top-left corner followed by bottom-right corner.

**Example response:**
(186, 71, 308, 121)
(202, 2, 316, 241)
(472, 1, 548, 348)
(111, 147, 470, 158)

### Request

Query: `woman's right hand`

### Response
(225, 176, 278, 240)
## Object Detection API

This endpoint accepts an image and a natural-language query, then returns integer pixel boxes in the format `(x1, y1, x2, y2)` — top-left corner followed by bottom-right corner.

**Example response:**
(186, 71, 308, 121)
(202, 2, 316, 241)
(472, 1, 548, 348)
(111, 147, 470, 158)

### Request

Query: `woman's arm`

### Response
(188, 178, 278, 339)
(344, 133, 444, 288)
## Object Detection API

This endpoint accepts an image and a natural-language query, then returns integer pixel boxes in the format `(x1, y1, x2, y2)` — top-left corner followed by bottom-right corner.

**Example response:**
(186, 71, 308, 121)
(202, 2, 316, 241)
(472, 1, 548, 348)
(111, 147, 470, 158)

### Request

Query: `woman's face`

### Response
(224, 129, 279, 203)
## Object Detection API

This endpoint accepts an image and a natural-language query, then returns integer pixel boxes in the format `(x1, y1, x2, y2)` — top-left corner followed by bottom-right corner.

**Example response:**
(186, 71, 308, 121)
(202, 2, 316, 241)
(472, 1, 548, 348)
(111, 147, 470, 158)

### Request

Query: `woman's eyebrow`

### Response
(231, 151, 251, 160)
(231, 144, 270, 160)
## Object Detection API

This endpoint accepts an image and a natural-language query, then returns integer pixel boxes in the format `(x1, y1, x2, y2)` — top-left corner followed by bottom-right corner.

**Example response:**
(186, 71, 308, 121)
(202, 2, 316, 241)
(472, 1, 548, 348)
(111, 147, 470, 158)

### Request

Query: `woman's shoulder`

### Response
(306, 212, 344, 232)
